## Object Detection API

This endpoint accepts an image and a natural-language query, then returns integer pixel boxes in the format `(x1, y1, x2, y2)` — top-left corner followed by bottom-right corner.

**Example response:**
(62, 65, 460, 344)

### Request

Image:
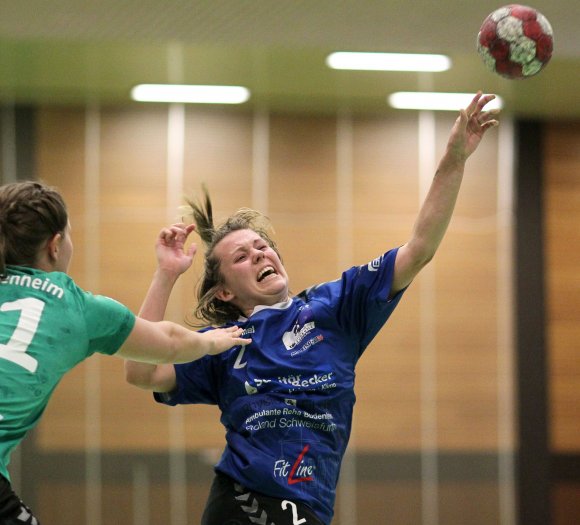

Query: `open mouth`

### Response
(257, 266, 277, 282)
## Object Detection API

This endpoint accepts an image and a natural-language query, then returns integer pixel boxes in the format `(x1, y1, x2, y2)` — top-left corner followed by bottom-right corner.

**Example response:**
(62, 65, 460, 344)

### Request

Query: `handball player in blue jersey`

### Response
(125, 92, 499, 525)
(0, 182, 250, 525)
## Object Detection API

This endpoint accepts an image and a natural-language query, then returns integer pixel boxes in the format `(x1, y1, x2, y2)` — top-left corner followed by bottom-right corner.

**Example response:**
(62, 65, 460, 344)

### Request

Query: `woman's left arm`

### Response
(391, 92, 500, 297)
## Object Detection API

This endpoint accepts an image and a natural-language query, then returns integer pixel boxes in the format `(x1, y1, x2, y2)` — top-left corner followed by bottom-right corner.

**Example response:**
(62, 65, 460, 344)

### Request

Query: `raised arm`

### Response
(140, 223, 197, 320)
(391, 92, 499, 297)
(124, 223, 201, 391)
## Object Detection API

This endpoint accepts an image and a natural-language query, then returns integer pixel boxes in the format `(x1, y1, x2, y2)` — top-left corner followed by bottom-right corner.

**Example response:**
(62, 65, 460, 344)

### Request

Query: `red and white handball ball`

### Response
(477, 4, 554, 79)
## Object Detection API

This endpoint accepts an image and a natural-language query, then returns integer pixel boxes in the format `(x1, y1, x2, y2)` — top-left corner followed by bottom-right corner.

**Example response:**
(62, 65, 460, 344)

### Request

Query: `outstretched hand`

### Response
(205, 326, 251, 355)
(155, 223, 197, 277)
(446, 92, 500, 163)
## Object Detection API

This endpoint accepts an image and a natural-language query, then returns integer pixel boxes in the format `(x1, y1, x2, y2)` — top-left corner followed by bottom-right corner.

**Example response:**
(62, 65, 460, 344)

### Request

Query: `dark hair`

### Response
(0, 181, 68, 276)
(186, 187, 281, 326)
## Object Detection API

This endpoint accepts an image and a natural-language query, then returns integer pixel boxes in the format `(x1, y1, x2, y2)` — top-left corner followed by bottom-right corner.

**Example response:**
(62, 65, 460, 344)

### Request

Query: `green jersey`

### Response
(0, 266, 136, 480)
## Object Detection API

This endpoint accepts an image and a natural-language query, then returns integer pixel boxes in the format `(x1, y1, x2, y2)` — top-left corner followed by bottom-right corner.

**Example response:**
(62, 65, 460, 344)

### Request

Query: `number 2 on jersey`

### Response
(0, 298, 44, 373)
(281, 500, 307, 525)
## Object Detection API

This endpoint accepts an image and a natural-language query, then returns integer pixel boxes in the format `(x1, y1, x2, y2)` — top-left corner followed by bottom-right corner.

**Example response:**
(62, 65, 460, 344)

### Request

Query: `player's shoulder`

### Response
(297, 278, 343, 305)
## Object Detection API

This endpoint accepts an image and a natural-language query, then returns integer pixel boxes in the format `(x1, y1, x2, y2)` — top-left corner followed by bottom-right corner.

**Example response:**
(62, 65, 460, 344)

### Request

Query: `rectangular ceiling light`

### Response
(326, 52, 451, 72)
(131, 84, 250, 104)
(388, 92, 503, 111)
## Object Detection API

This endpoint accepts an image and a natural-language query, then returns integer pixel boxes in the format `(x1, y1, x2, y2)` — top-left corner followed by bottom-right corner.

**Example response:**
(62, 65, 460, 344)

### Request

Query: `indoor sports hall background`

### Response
(1, 2, 579, 524)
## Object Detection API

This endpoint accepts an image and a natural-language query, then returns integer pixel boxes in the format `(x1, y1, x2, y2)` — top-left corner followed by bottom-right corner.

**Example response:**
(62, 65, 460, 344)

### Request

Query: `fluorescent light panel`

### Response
(388, 92, 503, 111)
(131, 84, 250, 104)
(326, 52, 451, 72)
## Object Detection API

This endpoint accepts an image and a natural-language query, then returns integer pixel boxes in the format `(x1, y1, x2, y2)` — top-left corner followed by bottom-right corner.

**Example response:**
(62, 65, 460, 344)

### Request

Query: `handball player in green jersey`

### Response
(0, 181, 250, 525)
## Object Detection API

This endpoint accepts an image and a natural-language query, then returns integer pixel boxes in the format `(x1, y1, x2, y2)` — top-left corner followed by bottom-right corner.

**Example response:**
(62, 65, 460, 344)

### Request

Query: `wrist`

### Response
(153, 267, 181, 286)
(439, 149, 467, 172)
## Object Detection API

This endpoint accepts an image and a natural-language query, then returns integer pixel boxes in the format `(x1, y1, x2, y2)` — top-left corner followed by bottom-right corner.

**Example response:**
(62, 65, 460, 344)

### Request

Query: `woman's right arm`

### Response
(124, 223, 200, 392)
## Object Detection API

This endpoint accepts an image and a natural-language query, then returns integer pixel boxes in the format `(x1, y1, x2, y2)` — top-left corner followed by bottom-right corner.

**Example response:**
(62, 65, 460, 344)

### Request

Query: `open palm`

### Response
(447, 92, 500, 162)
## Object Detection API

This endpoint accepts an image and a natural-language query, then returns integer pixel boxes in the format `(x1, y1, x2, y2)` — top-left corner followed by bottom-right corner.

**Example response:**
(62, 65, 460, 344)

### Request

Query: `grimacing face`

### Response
(213, 229, 289, 316)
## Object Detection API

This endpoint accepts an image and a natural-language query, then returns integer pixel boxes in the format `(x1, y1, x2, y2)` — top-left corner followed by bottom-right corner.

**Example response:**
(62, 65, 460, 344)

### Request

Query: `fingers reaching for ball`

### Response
(465, 92, 500, 131)
(477, 109, 501, 130)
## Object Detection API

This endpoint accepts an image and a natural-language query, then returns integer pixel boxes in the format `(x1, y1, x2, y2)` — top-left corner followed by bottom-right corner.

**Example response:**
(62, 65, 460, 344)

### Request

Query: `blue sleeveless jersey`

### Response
(155, 248, 404, 524)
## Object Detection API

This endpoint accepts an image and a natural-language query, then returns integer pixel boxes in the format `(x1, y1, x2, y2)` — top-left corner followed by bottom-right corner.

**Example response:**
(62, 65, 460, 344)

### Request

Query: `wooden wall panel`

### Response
(545, 122, 580, 452)
(183, 108, 254, 212)
(37, 483, 85, 524)
(36, 108, 88, 283)
(343, 479, 499, 525)
(438, 481, 500, 525)
(435, 232, 499, 450)
(99, 107, 168, 212)
(352, 114, 419, 219)
(37, 363, 88, 449)
(269, 115, 338, 291)
(351, 481, 422, 524)
(351, 114, 422, 449)
(36, 107, 89, 449)
(37, 481, 211, 525)
(353, 337, 422, 449)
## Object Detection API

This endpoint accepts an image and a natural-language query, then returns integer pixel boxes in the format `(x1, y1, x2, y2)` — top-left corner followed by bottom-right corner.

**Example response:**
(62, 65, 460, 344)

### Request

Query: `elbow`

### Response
(407, 239, 437, 270)
(124, 368, 139, 386)
(403, 246, 436, 284)
(124, 362, 152, 390)
(408, 249, 435, 275)
(126, 376, 154, 391)
(419, 251, 436, 268)
(405, 255, 432, 285)
(124, 368, 142, 388)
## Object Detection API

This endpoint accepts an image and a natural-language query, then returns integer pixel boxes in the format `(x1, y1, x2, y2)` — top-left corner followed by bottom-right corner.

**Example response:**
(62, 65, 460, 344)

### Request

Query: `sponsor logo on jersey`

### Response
(244, 377, 271, 395)
(273, 444, 315, 484)
(367, 255, 383, 272)
(245, 372, 335, 396)
(278, 372, 334, 390)
(244, 381, 258, 395)
(242, 326, 256, 336)
(290, 334, 323, 357)
(282, 306, 317, 351)
(244, 405, 337, 433)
